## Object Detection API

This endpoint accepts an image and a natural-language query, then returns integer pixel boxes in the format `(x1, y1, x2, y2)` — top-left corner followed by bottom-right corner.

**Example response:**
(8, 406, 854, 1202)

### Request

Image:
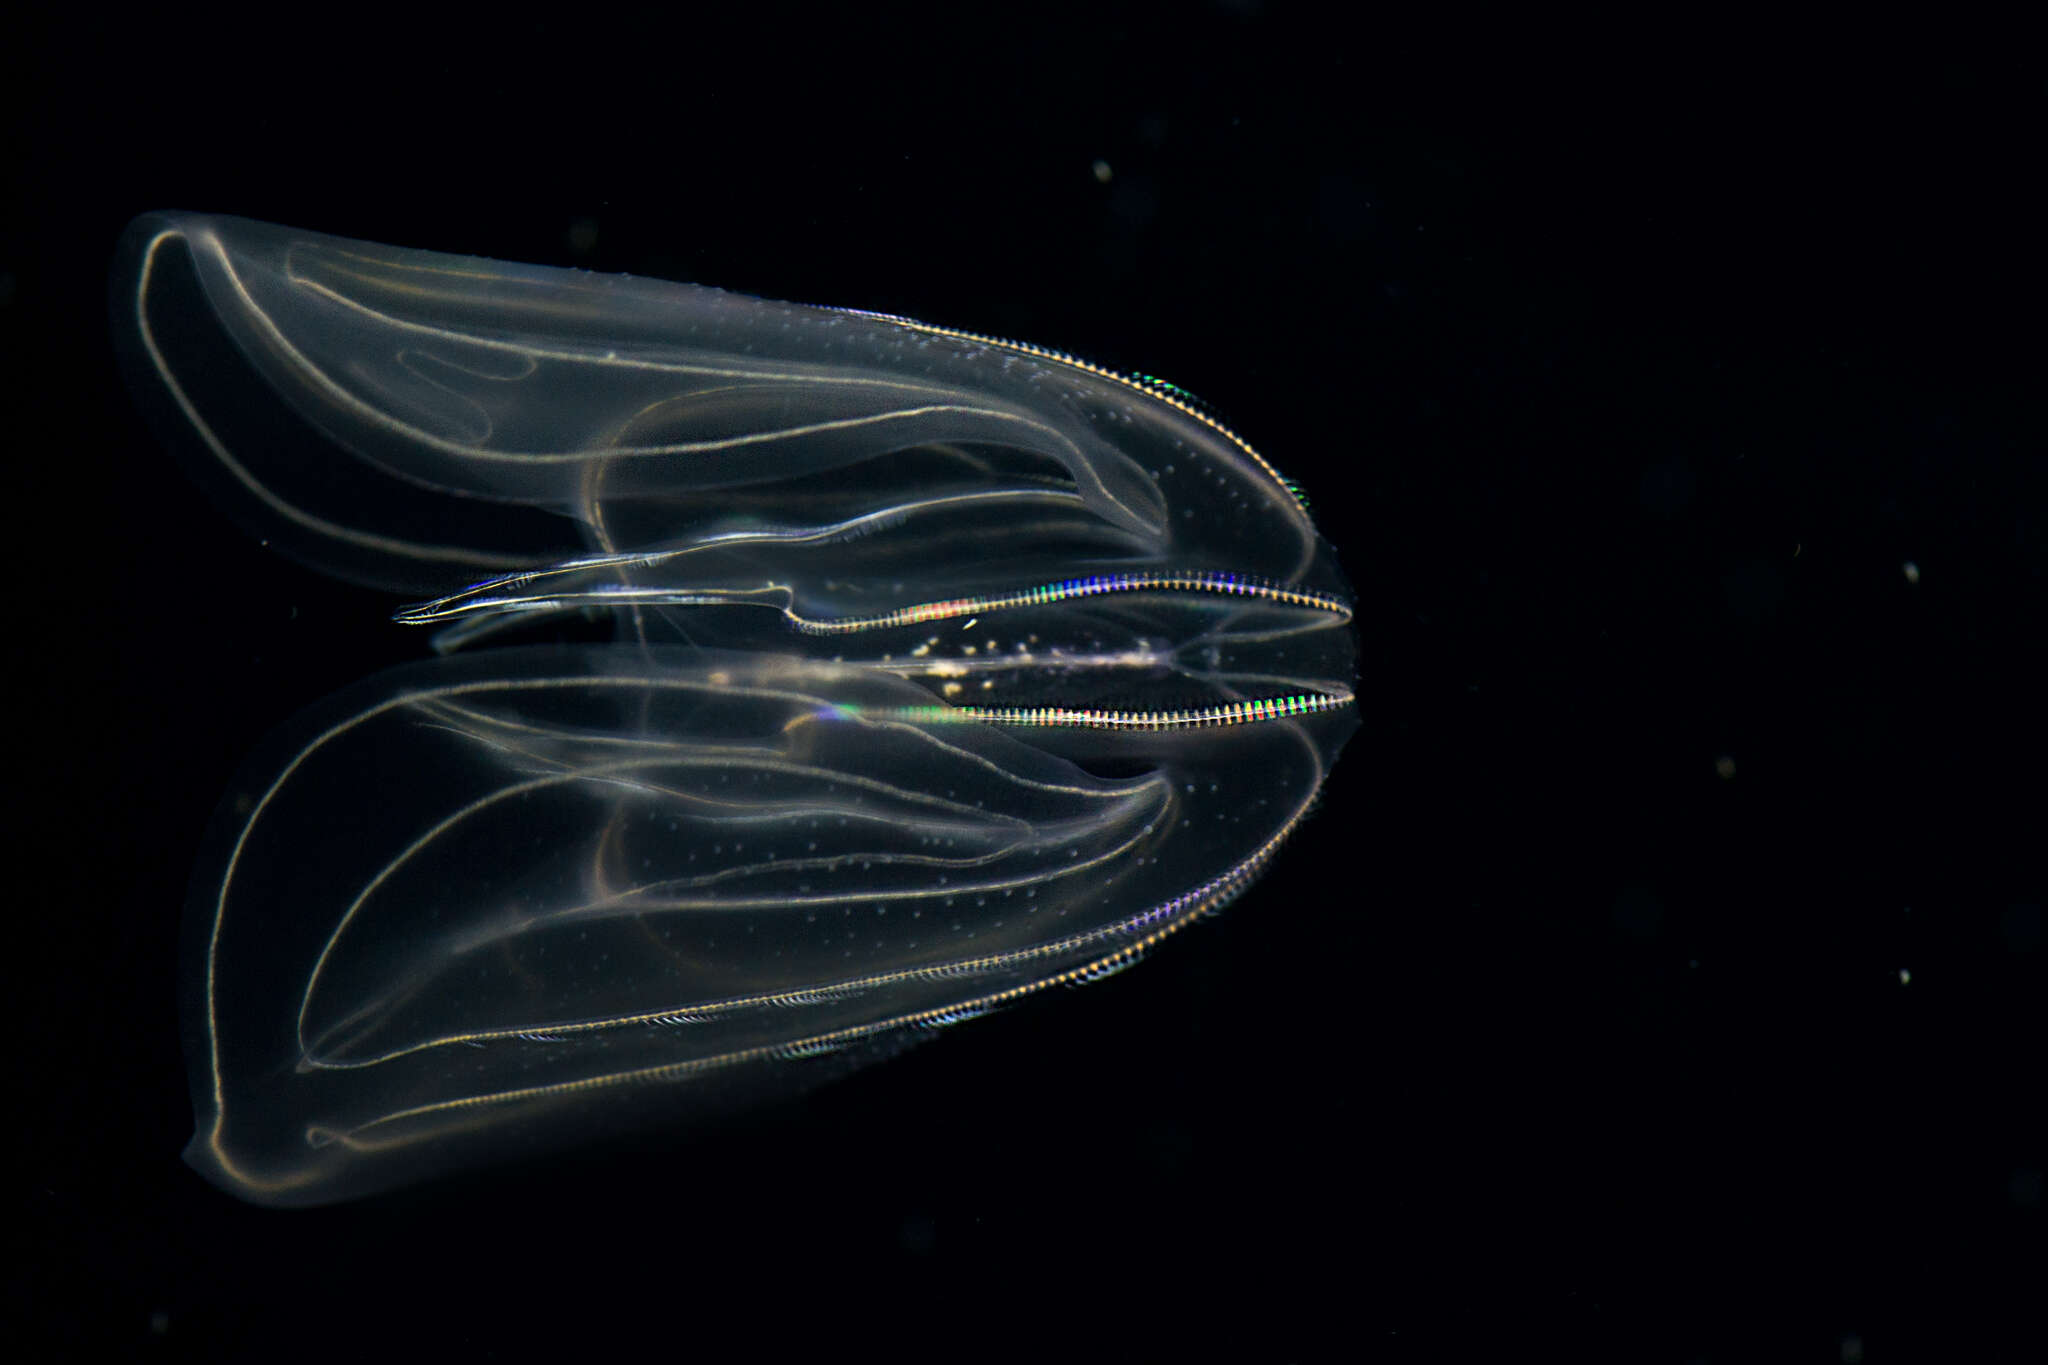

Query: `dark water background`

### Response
(6, 9, 2037, 1359)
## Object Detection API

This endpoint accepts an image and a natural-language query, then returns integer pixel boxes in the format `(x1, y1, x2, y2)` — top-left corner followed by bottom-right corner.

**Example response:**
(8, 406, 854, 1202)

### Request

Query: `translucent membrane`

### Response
(114, 214, 1359, 1204)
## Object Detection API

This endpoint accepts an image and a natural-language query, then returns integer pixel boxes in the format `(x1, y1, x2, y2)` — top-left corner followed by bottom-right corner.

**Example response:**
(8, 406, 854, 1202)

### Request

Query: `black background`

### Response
(5, 8, 2038, 1360)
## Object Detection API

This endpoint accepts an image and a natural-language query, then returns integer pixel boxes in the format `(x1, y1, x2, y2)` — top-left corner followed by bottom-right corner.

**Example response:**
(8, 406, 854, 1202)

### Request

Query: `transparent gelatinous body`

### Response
(115, 213, 1358, 1205)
